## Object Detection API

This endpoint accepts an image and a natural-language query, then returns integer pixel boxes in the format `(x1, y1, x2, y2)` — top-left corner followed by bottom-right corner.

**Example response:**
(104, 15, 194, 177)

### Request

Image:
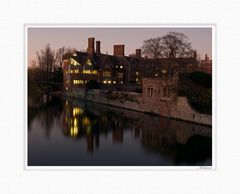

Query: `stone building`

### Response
(62, 37, 200, 92)
(200, 54, 212, 74)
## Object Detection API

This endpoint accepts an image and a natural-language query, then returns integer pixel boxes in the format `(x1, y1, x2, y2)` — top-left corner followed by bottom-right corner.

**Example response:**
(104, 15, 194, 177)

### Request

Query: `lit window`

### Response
(120, 65, 123, 69)
(86, 59, 92, 66)
(154, 73, 158, 77)
(108, 80, 111, 84)
(70, 58, 79, 66)
(113, 81, 116, 84)
(83, 70, 97, 74)
(136, 71, 139, 75)
(120, 81, 123, 84)
(66, 87, 68, 90)
(136, 78, 139, 82)
(71, 70, 73, 74)
(73, 80, 84, 85)
(75, 69, 79, 73)
(103, 80, 107, 84)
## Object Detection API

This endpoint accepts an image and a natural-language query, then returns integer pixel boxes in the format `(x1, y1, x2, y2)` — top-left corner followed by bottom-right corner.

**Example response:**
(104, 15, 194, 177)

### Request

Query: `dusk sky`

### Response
(28, 27, 212, 66)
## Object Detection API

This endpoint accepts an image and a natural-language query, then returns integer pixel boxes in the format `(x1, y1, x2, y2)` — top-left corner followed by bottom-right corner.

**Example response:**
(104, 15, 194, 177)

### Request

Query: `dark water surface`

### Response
(28, 94, 212, 166)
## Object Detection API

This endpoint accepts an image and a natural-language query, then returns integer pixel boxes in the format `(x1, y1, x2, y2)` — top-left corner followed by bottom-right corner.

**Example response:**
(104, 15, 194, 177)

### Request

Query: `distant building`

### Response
(62, 37, 201, 92)
(200, 54, 212, 74)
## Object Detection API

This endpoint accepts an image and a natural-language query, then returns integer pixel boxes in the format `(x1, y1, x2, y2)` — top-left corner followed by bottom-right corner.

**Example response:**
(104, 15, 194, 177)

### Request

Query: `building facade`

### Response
(62, 37, 202, 92)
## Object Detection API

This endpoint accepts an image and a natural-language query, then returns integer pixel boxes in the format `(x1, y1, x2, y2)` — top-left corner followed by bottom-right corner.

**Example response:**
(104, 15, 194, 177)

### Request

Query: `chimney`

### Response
(113, 45, 125, 56)
(96, 41, 101, 54)
(205, 54, 209, 62)
(136, 49, 141, 58)
(193, 50, 197, 59)
(87, 37, 95, 55)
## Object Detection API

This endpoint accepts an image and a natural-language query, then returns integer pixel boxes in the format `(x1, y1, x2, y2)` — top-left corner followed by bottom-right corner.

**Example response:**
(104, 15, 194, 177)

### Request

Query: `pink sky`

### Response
(28, 27, 212, 66)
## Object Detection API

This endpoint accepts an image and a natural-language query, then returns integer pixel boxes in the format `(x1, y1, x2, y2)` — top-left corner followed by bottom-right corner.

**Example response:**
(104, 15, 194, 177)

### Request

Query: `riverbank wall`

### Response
(63, 88, 212, 126)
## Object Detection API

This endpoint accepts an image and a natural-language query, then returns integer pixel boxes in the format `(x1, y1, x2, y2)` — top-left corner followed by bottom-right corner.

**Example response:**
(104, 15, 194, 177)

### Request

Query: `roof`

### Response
(67, 51, 199, 69)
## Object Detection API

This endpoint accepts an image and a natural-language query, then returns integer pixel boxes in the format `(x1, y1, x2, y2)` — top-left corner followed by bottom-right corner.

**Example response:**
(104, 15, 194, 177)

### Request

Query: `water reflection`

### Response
(28, 94, 212, 166)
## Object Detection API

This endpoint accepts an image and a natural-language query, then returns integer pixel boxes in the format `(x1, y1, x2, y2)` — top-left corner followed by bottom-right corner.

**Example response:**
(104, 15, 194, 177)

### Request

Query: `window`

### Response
(103, 71, 111, 77)
(147, 87, 153, 97)
(163, 87, 169, 98)
(136, 71, 139, 75)
(73, 80, 84, 85)
(82, 70, 97, 74)
(120, 65, 123, 69)
(117, 72, 123, 78)
(86, 59, 92, 66)
(70, 58, 79, 66)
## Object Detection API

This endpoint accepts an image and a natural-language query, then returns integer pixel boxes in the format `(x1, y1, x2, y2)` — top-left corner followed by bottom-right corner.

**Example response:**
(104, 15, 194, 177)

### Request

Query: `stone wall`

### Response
(170, 97, 212, 125)
(64, 88, 212, 126)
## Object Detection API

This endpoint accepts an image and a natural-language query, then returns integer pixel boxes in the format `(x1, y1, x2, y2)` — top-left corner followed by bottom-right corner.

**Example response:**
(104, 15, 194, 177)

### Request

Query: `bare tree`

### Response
(161, 32, 192, 59)
(36, 44, 55, 73)
(161, 32, 192, 76)
(141, 37, 164, 59)
(142, 32, 193, 77)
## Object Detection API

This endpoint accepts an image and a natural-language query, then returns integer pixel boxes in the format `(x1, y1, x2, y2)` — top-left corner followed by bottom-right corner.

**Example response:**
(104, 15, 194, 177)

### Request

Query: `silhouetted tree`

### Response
(142, 32, 193, 76)
(161, 32, 192, 58)
(36, 44, 55, 80)
(142, 37, 163, 59)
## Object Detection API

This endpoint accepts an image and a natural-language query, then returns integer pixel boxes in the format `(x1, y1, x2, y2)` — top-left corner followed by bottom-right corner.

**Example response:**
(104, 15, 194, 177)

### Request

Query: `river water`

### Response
(28, 94, 212, 166)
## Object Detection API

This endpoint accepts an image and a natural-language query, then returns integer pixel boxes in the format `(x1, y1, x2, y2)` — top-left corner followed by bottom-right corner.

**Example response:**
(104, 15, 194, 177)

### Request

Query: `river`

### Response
(28, 93, 212, 166)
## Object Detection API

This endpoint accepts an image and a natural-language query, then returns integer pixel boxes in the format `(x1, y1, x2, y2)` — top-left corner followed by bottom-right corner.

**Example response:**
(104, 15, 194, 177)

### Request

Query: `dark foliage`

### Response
(178, 72, 212, 114)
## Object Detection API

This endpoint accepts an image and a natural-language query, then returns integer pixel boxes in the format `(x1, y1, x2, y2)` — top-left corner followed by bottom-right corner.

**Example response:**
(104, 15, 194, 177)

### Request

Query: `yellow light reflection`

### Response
(82, 117, 90, 126)
(73, 107, 83, 116)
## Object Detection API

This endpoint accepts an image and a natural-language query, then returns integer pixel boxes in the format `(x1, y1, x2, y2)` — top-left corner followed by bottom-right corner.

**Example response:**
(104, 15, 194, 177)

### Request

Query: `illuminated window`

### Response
(103, 80, 107, 84)
(136, 71, 139, 75)
(70, 58, 79, 66)
(154, 73, 158, 77)
(86, 59, 92, 66)
(75, 69, 79, 73)
(120, 65, 123, 69)
(82, 70, 97, 74)
(108, 80, 111, 84)
(66, 87, 68, 90)
(136, 78, 139, 82)
(113, 81, 116, 84)
(103, 71, 111, 77)
(73, 80, 84, 85)
(71, 70, 73, 74)
(120, 81, 123, 84)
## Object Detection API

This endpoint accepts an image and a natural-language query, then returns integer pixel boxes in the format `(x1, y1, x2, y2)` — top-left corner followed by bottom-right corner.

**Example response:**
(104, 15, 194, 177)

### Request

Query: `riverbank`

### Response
(63, 88, 212, 126)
